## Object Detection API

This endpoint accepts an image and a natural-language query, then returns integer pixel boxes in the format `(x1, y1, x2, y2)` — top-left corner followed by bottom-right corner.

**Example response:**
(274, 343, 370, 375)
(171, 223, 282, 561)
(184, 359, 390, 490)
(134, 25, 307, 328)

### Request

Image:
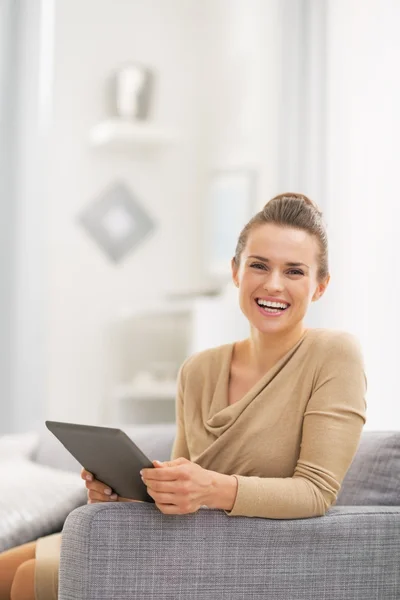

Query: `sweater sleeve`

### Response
(224, 332, 367, 519)
(170, 361, 191, 461)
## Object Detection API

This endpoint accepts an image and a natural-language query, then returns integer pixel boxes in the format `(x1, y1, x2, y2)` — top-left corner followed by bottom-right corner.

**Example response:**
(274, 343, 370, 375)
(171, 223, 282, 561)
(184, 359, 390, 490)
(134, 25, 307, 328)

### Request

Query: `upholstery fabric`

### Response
(59, 502, 400, 600)
(0, 458, 86, 552)
(336, 431, 400, 505)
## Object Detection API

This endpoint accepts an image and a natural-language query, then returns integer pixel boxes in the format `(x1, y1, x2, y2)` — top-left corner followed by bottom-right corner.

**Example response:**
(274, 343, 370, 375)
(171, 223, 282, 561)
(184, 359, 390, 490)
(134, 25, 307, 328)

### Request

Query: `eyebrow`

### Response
(247, 255, 310, 268)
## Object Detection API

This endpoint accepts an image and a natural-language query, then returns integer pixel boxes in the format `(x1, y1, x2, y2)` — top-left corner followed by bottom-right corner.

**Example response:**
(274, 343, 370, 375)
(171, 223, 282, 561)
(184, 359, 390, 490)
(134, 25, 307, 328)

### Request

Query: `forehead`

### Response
(243, 223, 319, 264)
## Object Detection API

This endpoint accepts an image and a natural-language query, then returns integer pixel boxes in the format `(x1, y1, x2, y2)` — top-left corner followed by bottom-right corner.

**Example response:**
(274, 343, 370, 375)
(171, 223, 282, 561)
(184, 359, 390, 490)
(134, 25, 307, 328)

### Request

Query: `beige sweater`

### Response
(170, 328, 367, 519)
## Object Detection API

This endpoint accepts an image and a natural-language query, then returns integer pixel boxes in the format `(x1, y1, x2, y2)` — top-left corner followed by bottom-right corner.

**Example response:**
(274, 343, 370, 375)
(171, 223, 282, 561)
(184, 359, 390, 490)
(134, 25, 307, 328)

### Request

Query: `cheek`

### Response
(240, 270, 258, 286)
(237, 281, 253, 310)
(238, 275, 256, 299)
(295, 282, 314, 303)
(282, 281, 312, 306)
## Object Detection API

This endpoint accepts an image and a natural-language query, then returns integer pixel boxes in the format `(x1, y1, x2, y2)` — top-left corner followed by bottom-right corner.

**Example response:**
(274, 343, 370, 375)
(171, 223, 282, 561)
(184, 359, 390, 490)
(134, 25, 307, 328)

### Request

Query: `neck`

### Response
(245, 323, 307, 374)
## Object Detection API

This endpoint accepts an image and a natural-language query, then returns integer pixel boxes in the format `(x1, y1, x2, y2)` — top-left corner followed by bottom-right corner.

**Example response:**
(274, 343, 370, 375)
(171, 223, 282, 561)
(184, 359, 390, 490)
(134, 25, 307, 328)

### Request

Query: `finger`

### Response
(88, 496, 115, 504)
(145, 479, 183, 493)
(86, 479, 114, 496)
(143, 465, 188, 482)
(155, 502, 189, 515)
(87, 489, 118, 503)
(87, 490, 105, 503)
(117, 497, 145, 503)
(146, 489, 177, 504)
(81, 468, 93, 482)
(152, 458, 188, 468)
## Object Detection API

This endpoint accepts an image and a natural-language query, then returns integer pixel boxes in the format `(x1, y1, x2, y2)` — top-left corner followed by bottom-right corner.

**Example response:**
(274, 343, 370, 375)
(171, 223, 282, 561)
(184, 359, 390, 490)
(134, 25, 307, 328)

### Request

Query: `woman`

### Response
(0, 193, 367, 599)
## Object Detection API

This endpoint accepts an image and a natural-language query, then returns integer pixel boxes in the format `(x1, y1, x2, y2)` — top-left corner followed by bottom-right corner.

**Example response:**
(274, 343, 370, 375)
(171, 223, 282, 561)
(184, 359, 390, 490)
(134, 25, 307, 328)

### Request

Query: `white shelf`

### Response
(113, 381, 177, 401)
(89, 119, 181, 149)
(112, 300, 194, 322)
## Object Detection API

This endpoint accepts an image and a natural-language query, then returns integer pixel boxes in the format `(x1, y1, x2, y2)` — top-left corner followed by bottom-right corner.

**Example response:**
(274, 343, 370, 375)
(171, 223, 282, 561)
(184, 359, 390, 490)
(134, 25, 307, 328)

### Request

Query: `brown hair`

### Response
(233, 192, 329, 282)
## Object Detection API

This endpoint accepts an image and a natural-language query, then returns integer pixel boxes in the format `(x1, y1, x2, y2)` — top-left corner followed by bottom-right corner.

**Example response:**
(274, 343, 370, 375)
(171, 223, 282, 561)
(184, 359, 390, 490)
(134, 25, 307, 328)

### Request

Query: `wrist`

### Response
(206, 471, 238, 511)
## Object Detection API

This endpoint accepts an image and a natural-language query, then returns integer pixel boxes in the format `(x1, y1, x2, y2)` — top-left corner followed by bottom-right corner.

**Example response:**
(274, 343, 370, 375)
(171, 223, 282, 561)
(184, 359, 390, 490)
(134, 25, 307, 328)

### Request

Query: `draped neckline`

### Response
(204, 328, 312, 435)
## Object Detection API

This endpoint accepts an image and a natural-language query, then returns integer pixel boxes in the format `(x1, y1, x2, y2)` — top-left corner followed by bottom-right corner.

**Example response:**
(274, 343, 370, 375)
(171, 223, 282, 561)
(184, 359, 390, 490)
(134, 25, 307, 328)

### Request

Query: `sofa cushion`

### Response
(32, 425, 82, 473)
(336, 431, 400, 505)
(0, 431, 39, 460)
(0, 457, 86, 552)
(123, 423, 177, 462)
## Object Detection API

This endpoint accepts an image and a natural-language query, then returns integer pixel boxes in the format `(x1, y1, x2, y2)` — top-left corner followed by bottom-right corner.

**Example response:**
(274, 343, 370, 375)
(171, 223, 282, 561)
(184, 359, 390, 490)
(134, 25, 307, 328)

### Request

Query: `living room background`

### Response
(1, 0, 399, 435)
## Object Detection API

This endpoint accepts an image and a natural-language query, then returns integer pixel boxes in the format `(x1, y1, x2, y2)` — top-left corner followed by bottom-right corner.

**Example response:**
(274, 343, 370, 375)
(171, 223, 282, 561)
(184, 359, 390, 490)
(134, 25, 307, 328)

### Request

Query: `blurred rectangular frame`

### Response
(204, 168, 258, 282)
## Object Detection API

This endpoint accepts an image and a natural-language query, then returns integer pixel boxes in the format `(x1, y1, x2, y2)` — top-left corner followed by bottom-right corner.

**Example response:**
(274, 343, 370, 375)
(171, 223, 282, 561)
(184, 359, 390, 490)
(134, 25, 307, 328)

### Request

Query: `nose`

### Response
(262, 270, 284, 293)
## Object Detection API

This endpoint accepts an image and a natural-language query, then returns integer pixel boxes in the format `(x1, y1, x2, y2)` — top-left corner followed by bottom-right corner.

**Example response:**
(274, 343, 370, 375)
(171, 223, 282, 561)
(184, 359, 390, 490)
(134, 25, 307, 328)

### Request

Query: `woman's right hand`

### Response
(81, 468, 145, 504)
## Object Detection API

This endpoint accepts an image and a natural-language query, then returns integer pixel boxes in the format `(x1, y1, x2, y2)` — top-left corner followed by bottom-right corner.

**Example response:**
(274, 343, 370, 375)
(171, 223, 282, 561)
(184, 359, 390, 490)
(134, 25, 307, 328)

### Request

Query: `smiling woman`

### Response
(0, 193, 367, 600)
(230, 193, 330, 357)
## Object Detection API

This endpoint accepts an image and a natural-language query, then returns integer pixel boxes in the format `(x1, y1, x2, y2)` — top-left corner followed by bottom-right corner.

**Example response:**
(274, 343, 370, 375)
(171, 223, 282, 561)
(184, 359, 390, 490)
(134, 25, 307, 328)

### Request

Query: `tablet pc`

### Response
(45, 420, 155, 503)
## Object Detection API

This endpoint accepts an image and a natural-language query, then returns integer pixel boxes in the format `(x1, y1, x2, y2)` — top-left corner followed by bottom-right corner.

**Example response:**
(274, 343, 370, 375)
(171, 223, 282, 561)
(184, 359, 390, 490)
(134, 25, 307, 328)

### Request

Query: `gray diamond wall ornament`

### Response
(78, 181, 156, 263)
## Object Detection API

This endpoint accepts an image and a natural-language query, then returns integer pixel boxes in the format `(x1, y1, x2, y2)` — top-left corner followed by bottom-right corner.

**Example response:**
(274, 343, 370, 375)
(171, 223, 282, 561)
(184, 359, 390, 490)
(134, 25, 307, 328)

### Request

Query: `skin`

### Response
(84, 223, 330, 515)
(231, 223, 330, 375)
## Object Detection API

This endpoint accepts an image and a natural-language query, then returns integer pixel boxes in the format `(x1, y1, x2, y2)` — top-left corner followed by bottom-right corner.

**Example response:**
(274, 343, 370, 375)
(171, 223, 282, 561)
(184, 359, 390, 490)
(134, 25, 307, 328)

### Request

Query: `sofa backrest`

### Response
(336, 430, 400, 506)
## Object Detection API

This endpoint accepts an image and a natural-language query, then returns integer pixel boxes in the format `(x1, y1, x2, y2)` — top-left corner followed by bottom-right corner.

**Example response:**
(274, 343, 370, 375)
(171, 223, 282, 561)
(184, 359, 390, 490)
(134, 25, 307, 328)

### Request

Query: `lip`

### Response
(256, 296, 291, 306)
(255, 301, 289, 318)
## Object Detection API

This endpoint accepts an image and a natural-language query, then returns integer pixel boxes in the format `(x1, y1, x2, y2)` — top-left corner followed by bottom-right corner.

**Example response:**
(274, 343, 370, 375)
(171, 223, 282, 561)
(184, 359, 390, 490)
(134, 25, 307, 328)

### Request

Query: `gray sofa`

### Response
(57, 427, 400, 600)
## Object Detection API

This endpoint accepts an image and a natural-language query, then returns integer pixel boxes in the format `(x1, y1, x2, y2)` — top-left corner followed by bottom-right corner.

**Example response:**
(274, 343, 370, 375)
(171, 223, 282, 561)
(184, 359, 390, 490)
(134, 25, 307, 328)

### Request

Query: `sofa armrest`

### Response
(59, 503, 400, 600)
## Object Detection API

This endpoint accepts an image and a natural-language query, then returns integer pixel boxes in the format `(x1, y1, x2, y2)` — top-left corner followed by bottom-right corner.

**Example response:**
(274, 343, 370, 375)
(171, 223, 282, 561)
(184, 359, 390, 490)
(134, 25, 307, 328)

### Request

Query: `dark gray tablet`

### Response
(45, 420, 155, 503)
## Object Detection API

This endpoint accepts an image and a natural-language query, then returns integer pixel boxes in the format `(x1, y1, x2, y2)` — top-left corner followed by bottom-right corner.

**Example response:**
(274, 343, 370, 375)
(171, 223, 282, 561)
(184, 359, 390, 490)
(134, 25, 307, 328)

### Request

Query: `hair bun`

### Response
(267, 192, 322, 215)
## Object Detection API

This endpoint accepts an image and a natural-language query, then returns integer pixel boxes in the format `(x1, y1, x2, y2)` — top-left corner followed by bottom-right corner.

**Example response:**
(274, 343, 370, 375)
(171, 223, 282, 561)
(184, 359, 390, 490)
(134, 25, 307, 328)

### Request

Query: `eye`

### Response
(288, 269, 304, 276)
(250, 262, 267, 270)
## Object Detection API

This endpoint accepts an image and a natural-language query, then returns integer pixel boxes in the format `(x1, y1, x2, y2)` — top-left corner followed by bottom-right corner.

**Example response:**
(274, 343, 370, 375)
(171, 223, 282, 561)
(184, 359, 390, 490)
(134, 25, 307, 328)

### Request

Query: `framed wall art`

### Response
(78, 181, 156, 264)
(203, 169, 257, 281)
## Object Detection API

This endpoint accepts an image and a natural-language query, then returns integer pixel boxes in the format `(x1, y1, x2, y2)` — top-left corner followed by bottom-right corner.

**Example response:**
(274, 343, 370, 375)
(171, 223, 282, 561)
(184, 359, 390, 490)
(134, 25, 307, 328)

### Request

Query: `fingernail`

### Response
(104, 488, 112, 496)
(140, 470, 143, 476)
(154, 460, 163, 465)
(110, 494, 118, 500)
(86, 474, 93, 481)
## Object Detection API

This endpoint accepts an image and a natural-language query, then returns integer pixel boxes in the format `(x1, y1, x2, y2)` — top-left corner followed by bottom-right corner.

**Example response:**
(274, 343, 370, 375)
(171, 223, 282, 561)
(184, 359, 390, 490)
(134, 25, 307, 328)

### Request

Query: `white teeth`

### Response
(256, 299, 289, 310)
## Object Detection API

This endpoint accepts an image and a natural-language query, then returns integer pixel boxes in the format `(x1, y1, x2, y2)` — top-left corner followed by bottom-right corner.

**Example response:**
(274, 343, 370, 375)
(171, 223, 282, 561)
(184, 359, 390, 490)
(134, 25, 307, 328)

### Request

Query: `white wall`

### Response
(7, 0, 48, 434)
(200, 0, 283, 207)
(0, 0, 16, 434)
(325, 0, 400, 429)
(45, 0, 208, 424)
(45, 0, 295, 426)
(10, 0, 399, 431)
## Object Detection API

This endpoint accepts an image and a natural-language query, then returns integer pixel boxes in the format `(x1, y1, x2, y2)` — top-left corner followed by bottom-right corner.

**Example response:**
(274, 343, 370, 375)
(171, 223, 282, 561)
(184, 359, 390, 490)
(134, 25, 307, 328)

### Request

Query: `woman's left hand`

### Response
(141, 457, 214, 515)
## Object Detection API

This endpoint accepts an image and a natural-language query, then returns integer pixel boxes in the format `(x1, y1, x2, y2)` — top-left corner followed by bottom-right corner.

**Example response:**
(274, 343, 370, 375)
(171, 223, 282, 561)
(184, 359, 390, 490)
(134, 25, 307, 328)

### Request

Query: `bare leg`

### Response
(0, 542, 36, 600)
(10, 559, 36, 600)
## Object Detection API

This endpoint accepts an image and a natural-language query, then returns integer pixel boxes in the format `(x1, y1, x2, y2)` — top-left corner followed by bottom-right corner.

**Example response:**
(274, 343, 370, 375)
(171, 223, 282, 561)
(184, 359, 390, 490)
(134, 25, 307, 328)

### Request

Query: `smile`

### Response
(255, 299, 290, 317)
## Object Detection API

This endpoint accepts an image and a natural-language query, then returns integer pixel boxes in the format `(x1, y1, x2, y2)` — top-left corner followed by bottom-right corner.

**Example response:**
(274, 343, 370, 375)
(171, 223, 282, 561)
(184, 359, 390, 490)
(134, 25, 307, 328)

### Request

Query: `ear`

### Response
(312, 274, 330, 302)
(231, 257, 239, 287)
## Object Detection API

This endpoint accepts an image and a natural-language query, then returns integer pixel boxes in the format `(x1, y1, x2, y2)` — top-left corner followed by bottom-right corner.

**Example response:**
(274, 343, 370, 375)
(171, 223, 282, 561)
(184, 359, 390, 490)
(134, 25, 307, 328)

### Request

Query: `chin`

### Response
(248, 315, 285, 331)
(256, 322, 286, 334)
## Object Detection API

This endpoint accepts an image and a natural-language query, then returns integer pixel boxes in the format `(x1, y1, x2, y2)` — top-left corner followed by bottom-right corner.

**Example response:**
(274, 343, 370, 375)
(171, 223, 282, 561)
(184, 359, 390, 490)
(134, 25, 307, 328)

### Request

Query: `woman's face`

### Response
(231, 223, 330, 335)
